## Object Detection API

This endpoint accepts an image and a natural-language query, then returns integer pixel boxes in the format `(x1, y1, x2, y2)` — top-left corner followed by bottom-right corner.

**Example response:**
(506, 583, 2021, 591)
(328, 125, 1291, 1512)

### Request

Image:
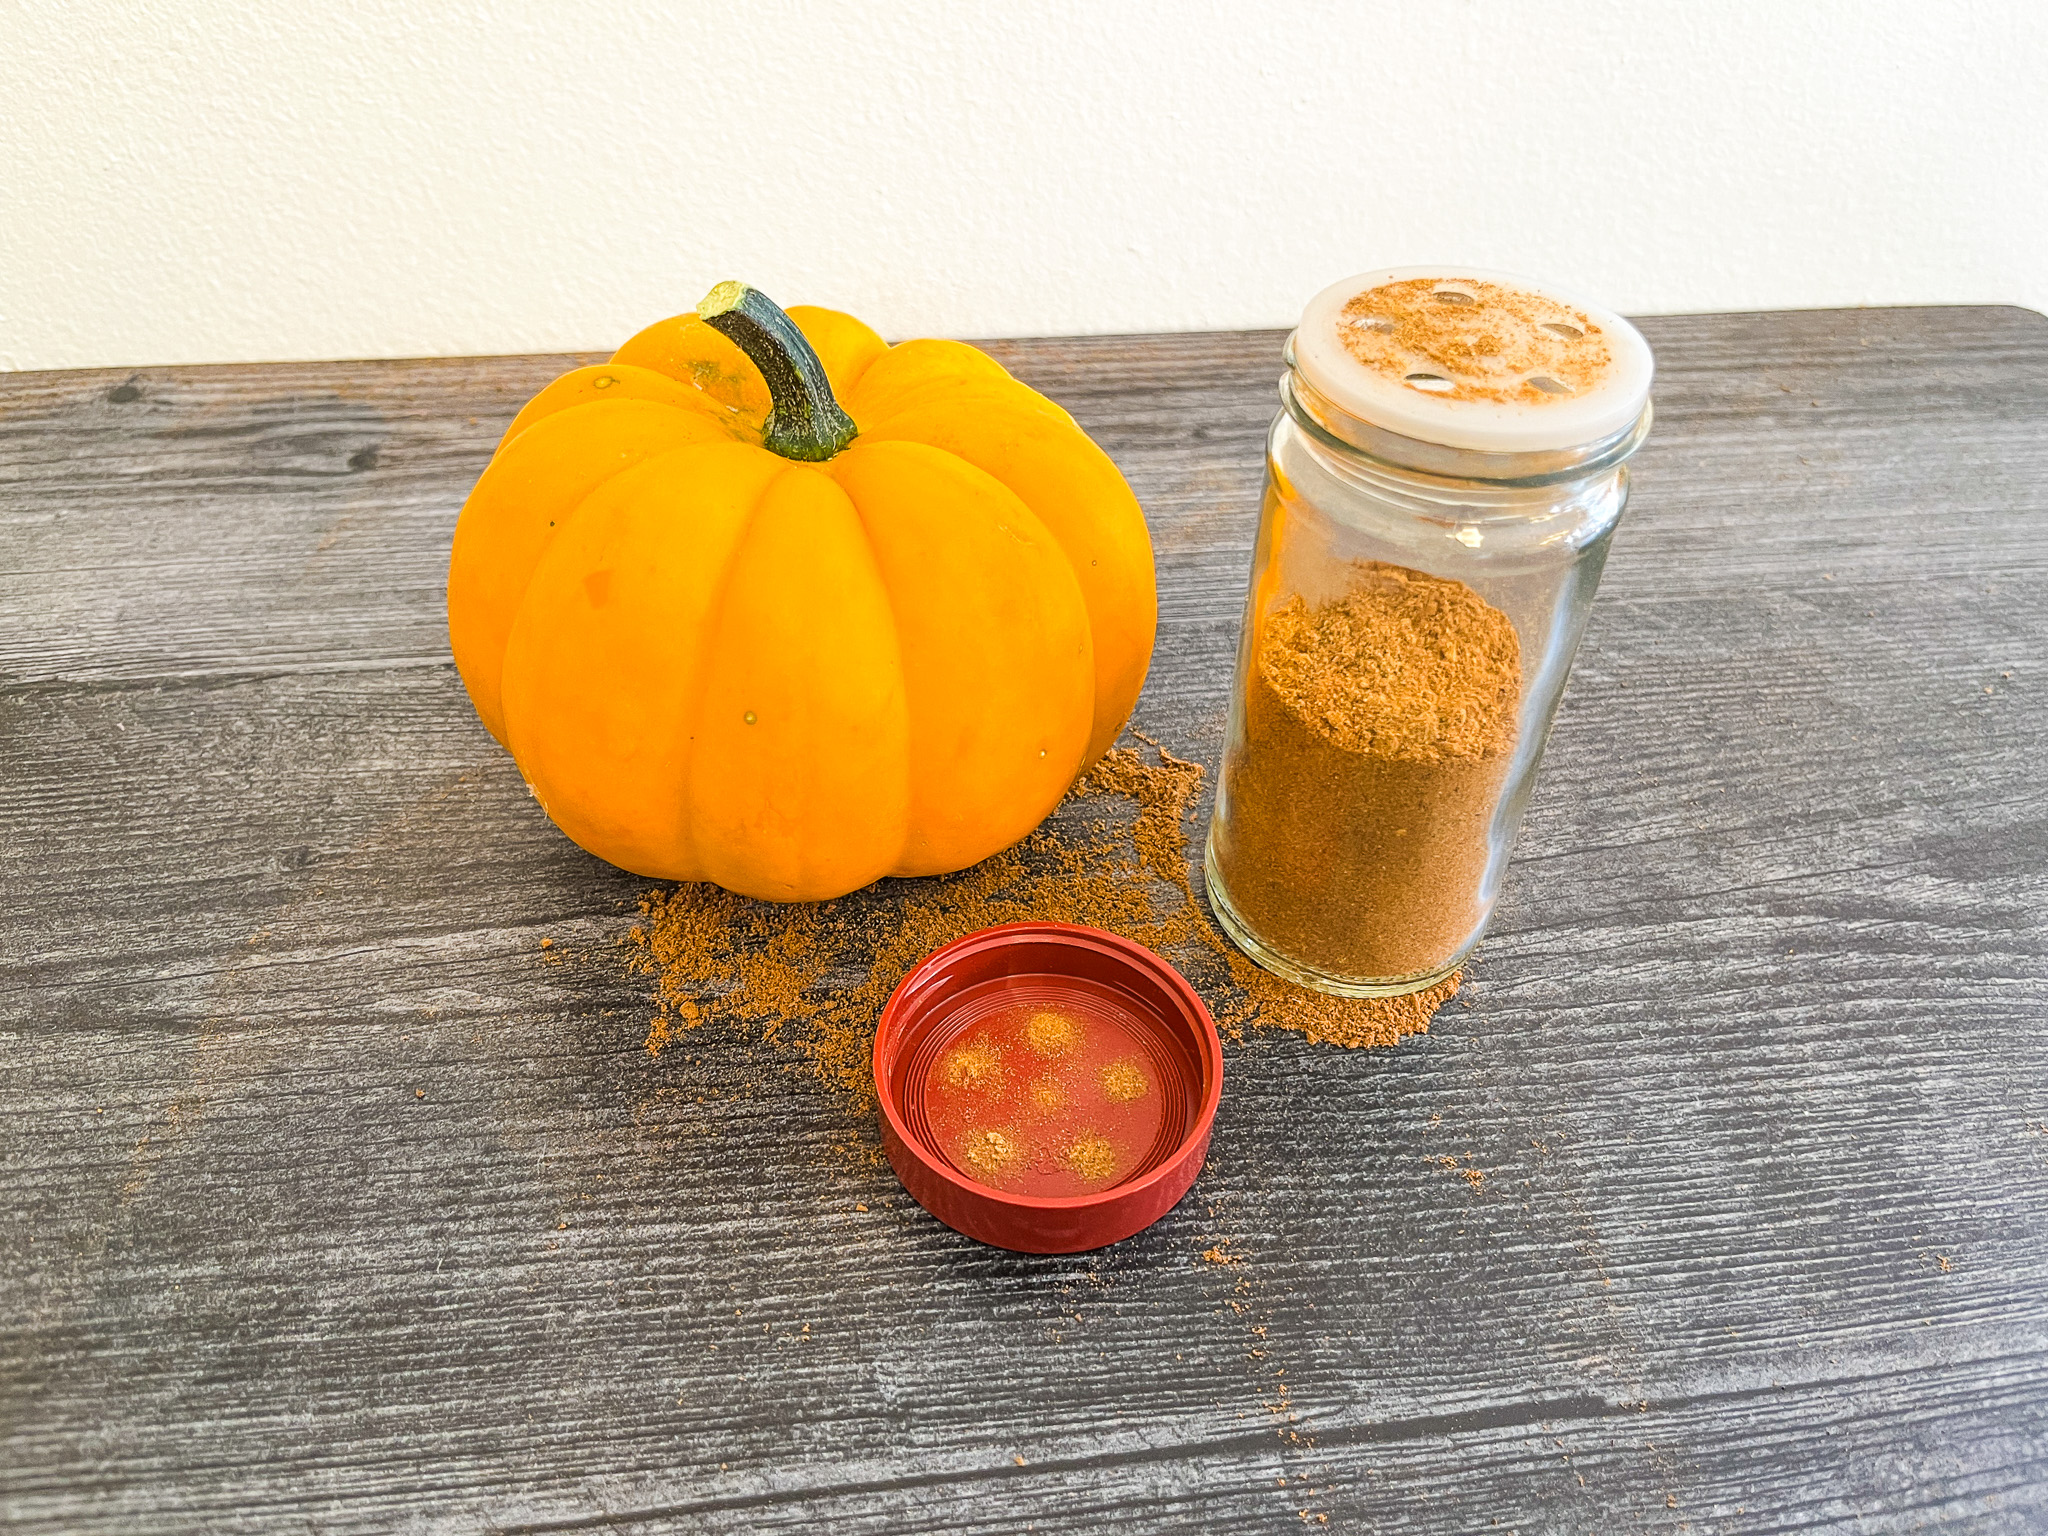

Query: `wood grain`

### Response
(2, 306, 2045, 1533)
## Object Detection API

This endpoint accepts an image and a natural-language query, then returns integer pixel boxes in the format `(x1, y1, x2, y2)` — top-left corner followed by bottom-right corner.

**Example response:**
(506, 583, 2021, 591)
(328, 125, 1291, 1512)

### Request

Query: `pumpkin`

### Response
(447, 282, 1156, 901)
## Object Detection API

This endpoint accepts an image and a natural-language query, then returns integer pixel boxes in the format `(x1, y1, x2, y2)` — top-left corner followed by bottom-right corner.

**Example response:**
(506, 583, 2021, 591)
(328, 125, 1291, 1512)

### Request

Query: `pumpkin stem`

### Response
(697, 281, 859, 462)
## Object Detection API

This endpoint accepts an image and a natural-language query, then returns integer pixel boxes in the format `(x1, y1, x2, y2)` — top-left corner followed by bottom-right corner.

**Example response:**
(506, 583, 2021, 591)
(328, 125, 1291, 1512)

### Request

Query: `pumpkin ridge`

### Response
(449, 398, 733, 742)
(611, 312, 771, 423)
(854, 395, 1153, 765)
(660, 451, 814, 883)
(494, 440, 782, 880)
(852, 380, 1073, 438)
(828, 438, 1094, 878)
(818, 458, 920, 880)
(684, 458, 909, 898)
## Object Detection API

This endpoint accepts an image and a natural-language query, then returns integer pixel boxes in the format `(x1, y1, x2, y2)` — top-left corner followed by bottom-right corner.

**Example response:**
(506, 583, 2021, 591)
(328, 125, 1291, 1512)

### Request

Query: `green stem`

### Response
(697, 281, 859, 462)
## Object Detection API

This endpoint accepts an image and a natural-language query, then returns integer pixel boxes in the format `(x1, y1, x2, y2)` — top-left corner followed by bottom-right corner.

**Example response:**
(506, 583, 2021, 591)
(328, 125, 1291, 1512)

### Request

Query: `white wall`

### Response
(3, 1, 2042, 372)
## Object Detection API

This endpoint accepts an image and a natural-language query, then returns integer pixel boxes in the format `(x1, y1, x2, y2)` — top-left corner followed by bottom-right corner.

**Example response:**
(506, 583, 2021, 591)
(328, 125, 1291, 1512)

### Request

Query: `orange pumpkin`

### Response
(447, 282, 1156, 901)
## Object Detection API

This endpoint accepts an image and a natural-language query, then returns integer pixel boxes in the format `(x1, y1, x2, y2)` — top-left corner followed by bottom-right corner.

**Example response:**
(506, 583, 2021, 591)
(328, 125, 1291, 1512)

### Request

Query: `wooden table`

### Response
(4, 307, 2045, 1533)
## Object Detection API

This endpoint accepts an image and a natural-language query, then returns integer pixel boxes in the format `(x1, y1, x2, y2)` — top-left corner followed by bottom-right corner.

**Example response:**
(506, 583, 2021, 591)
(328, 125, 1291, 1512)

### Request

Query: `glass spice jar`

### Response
(1205, 267, 1654, 997)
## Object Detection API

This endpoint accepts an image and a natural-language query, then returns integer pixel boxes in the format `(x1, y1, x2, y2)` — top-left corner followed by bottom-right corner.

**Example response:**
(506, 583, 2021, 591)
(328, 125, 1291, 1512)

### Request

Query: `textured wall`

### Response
(3, 0, 2042, 370)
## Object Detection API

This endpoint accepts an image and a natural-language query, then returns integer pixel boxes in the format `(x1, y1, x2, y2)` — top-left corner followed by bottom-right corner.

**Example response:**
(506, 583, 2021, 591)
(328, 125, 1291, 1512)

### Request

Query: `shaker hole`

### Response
(1432, 288, 1478, 306)
(1345, 313, 1397, 333)
(1404, 372, 1456, 393)
(1541, 321, 1585, 340)
(1526, 375, 1572, 394)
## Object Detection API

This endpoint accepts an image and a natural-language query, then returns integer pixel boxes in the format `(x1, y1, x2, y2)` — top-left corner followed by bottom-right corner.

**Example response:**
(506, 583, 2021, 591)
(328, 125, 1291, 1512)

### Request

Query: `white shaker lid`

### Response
(1293, 267, 1654, 455)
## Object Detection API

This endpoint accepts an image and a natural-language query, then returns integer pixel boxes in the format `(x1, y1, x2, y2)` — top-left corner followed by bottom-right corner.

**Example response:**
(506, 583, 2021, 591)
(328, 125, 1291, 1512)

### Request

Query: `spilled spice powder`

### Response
(627, 737, 1464, 1105)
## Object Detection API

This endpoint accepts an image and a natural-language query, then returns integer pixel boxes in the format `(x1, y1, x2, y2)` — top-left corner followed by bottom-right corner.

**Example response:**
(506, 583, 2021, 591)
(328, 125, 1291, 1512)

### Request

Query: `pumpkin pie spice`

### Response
(1213, 561, 1521, 981)
(625, 737, 1463, 1102)
(1336, 277, 1613, 404)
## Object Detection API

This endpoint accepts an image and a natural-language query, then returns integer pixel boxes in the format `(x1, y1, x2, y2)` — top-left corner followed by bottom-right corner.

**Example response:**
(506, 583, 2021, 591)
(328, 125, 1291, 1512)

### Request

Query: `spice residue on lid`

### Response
(1336, 278, 1612, 405)
(1025, 1009, 1083, 1058)
(1099, 1059, 1149, 1102)
(917, 984, 1166, 1197)
(1064, 1136, 1120, 1183)
(961, 1127, 1021, 1180)
(1292, 266, 1655, 454)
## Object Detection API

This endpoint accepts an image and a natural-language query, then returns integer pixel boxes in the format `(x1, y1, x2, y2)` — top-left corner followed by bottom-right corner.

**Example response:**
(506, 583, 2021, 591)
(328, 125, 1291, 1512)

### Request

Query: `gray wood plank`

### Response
(3, 305, 2045, 1533)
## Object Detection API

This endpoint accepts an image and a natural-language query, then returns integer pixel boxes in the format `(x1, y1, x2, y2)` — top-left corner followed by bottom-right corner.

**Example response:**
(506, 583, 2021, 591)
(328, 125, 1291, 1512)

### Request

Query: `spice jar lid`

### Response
(873, 923, 1223, 1254)
(1293, 267, 1654, 455)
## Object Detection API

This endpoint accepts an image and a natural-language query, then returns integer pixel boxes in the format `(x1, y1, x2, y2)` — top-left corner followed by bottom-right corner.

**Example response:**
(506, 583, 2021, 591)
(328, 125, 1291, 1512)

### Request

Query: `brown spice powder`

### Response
(1335, 277, 1612, 404)
(962, 1128, 1019, 1181)
(1098, 1059, 1149, 1103)
(1025, 1010, 1083, 1058)
(1213, 562, 1520, 982)
(1029, 1078, 1068, 1111)
(628, 737, 1465, 1104)
(938, 1041, 1001, 1090)
(1064, 1136, 1120, 1184)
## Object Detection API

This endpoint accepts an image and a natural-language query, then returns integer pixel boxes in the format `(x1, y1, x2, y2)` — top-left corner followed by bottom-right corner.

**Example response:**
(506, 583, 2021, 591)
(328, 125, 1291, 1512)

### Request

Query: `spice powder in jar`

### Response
(1217, 562, 1521, 980)
(1205, 266, 1653, 996)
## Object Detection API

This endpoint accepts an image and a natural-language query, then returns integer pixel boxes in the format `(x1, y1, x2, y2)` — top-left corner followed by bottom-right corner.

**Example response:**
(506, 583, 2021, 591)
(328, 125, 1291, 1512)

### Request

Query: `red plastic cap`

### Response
(874, 923, 1223, 1254)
